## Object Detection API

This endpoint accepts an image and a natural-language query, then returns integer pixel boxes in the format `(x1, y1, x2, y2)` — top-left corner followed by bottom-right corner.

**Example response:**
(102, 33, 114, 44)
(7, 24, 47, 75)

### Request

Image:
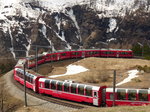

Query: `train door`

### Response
(57, 53, 60, 60)
(82, 51, 85, 58)
(93, 91, 99, 106)
(116, 52, 119, 58)
(33, 77, 36, 92)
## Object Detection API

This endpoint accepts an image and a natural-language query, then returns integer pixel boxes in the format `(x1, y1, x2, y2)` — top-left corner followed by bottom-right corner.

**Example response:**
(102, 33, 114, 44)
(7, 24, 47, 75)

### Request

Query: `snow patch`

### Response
(107, 18, 117, 33)
(116, 69, 139, 86)
(65, 8, 81, 41)
(49, 64, 89, 78)
(107, 38, 116, 42)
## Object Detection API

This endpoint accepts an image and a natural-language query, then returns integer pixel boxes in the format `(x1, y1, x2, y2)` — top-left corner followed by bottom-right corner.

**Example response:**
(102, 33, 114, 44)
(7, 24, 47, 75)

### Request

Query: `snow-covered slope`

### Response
(0, 0, 149, 58)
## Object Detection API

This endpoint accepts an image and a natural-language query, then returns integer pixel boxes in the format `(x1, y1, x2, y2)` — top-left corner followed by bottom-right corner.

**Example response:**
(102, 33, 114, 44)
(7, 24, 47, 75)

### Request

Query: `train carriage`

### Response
(14, 68, 44, 92)
(26, 54, 45, 68)
(38, 78, 106, 106)
(100, 49, 133, 58)
(45, 53, 58, 62)
(106, 88, 150, 107)
(84, 49, 100, 58)
(70, 50, 83, 58)
(58, 51, 71, 60)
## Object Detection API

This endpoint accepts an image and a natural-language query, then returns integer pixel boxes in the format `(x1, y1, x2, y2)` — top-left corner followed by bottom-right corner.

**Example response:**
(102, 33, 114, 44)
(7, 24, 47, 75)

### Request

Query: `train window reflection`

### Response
(128, 90, 137, 101)
(64, 83, 69, 92)
(78, 85, 85, 95)
(51, 81, 56, 90)
(57, 82, 63, 91)
(45, 80, 50, 88)
(117, 89, 126, 100)
(71, 84, 77, 94)
(139, 90, 148, 101)
(85, 86, 92, 97)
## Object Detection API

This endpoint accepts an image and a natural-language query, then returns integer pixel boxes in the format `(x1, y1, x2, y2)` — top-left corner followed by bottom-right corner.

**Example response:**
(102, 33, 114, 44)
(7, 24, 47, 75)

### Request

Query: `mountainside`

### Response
(0, 0, 150, 58)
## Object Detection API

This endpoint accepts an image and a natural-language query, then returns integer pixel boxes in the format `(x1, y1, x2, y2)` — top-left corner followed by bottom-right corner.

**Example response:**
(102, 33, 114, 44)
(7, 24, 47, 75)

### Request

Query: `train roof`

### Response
(100, 48, 132, 51)
(26, 54, 45, 60)
(39, 78, 102, 91)
(44, 48, 132, 54)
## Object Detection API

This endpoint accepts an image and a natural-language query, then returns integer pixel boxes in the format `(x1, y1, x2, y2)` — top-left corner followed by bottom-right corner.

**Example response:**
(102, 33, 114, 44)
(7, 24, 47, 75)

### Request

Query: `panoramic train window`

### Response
(94, 51, 99, 54)
(104, 51, 108, 54)
(71, 84, 77, 94)
(86, 52, 92, 55)
(78, 85, 85, 95)
(57, 82, 63, 91)
(128, 90, 137, 101)
(30, 77, 33, 83)
(61, 53, 66, 56)
(139, 90, 148, 101)
(51, 81, 56, 90)
(120, 52, 128, 55)
(52, 54, 56, 58)
(21, 73, 23, 78)
(85, 86, 92, 97)
(64, 83, 70, 92)
(90, 52, 93, 55)
(38, 56, 43, 60)
(117, 89, 126, 100)
(72, 52, 79, 55)
(45, 80, 50, 88)
(27, 75, 30, 82)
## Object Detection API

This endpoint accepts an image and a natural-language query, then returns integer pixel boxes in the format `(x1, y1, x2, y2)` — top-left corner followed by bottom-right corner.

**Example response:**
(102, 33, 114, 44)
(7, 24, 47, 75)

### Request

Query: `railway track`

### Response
(11, 74, 89, 110)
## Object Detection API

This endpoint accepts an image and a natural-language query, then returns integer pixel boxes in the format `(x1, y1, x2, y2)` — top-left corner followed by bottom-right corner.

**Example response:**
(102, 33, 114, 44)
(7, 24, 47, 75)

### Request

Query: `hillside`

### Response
(0, 0, 150, 58)
(38, 57, 150, 89)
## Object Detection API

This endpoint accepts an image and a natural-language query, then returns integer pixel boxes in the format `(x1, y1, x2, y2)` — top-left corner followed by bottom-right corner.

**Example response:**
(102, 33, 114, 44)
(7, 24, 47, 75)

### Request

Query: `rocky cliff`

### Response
(0, 0, 150, 58)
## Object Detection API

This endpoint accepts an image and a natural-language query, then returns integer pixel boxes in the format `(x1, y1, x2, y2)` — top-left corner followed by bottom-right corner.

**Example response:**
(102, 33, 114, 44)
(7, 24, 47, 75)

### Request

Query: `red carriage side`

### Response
(14, 68, 44, 92)
(38, 78, 106, 106)
(106, 88, 150, 107)
(26, 54, 45, 68)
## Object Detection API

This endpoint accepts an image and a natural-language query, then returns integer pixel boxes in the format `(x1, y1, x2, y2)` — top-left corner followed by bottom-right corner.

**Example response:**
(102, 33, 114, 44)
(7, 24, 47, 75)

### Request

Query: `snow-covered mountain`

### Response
(0, 0, 150, 58)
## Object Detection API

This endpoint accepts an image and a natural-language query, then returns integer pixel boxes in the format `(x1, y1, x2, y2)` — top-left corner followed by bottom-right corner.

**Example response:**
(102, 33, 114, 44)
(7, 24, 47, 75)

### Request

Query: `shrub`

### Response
(132, 78, 142, 82)
(136, 65, 150, 73)
(0, 59, 16, 74)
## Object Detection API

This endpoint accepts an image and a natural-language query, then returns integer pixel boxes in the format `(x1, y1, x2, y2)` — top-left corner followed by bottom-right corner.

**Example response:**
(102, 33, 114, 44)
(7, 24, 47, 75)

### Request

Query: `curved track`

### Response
(11, 73, 90, 109)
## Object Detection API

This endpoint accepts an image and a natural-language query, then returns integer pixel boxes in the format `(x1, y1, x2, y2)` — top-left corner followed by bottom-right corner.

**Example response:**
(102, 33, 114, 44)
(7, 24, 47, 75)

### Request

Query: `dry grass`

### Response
(38, 57, 150, 88)
(75, 105, 150, 112)
(15, 106, 54, 112)
(0, 77, 23, 112)
(81, 70, 110, 83)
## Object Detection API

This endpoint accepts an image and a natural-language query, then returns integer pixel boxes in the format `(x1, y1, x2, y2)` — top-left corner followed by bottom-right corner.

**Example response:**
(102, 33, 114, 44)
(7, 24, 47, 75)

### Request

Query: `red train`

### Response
(14, 68, 44, 92)
(13, 49, 150, 107)
(26, 49, 133, 68)
(13, 68, 150, 107)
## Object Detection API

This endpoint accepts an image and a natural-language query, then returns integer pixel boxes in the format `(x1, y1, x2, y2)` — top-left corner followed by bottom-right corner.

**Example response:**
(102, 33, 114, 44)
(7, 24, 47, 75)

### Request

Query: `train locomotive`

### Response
(13, 49, 150, 107)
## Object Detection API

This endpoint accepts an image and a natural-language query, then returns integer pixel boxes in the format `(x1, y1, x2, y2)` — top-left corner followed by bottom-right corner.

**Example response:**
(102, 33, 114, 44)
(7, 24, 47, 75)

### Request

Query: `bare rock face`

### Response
(0, 1, 150, 58)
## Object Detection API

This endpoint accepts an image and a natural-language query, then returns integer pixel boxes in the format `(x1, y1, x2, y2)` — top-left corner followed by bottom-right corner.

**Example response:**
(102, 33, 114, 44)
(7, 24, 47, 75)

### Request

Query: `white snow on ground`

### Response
(49, 64, 89, 78)
(116, 69, 139, 86)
